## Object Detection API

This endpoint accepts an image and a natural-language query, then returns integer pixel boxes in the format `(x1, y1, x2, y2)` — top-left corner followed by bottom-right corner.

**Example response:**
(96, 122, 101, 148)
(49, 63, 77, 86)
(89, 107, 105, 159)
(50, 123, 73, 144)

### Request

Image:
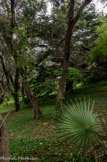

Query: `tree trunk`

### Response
(23, 82, 42, 119)
(0, 115, 9, 162)
(56, 0, 75, 107)
(56, 0, 92, 108)
(14, 67, 20, 112)
(56, 27, 73, 106)
(13, 92, 20, 112)
(56, 58, 69, 103)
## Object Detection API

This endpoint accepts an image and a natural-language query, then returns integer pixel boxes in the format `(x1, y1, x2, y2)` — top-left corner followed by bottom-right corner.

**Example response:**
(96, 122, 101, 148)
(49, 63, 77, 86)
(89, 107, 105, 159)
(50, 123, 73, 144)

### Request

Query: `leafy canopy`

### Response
(90, 19, 107, 69)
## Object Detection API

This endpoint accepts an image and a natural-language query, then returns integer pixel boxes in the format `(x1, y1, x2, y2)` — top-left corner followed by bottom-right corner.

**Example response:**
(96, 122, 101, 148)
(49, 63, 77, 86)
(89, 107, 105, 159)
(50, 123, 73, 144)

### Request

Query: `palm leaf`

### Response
(57, 98, 104, 158)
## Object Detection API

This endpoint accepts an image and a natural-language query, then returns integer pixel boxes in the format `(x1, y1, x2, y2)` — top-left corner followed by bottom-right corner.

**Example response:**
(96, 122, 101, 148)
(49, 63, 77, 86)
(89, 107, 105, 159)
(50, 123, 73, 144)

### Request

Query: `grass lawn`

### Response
(0, 81, 107, 162)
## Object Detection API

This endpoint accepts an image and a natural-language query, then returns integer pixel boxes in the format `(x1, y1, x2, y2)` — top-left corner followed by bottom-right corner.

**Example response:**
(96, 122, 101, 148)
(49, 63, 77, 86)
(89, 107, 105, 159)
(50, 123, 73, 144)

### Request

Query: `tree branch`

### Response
(72, 0, 92, 26)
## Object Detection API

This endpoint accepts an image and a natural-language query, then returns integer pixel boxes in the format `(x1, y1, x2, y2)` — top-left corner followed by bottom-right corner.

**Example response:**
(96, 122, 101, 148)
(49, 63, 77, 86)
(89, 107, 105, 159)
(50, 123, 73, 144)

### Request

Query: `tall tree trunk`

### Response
(14, 67, 20, 112)
(23, 82, 42, 119)
(56, 26, 73, 106)
(56, 0, 92, 108)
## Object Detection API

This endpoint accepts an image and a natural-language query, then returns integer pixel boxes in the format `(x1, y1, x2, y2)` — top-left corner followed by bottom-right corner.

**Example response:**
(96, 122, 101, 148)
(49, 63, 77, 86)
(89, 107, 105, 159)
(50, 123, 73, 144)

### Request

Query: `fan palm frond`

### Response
(57, 98, 104, 158)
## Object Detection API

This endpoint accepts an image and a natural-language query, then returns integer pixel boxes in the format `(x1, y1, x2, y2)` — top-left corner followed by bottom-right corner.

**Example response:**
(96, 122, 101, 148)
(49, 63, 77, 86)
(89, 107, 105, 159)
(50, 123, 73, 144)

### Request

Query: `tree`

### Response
(90, 18, 107, 75)
(0, 0, 46, 119)
(30, 3, 101, 97)
(71, 4, 101, 69)
(56, 0, 93, 107)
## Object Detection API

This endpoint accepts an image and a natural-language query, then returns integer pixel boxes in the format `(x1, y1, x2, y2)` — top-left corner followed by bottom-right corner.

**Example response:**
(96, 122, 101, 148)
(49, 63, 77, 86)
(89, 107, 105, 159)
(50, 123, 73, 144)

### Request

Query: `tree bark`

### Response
(13, 92, 20, 112)
(56, 27, 73, 104)
(23, 82, 42, 119)
(14, 67, 20, 112)
(56, 0, 92, 108)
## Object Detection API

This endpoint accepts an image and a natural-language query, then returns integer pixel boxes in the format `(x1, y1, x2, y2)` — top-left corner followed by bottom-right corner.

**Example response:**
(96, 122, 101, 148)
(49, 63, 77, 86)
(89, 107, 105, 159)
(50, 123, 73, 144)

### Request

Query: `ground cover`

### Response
(0, 81, 107, 161)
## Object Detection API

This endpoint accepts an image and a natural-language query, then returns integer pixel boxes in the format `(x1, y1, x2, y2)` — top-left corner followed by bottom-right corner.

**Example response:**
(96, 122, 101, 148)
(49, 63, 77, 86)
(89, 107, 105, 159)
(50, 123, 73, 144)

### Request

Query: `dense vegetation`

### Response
(0, 0, 107, 161)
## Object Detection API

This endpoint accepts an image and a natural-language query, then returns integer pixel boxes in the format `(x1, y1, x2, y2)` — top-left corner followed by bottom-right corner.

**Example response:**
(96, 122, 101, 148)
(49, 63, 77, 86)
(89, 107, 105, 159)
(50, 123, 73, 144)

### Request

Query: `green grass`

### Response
(0, 99, 15, 114)
(0, 81, 107, 161)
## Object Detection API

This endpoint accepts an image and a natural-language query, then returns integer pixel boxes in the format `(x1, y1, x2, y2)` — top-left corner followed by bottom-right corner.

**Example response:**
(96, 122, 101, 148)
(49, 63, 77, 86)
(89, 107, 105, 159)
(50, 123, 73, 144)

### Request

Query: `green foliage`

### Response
(29, 65, 58, 97)
(90, 21, 107, 70)
(67, 67, 84, 86)
(84, 75, 106, 84)
(32, 80, 57, 97)
(57, 98, 105, 159)
(30, 67, 84, 98)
